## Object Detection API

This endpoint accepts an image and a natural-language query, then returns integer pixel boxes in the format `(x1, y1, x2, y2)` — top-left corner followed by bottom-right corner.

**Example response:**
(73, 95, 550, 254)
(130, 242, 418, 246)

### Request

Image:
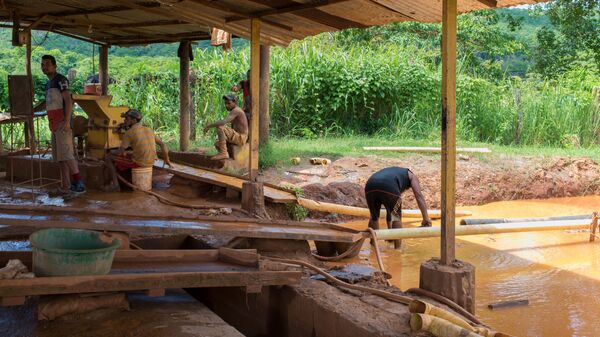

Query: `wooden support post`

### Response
(11, 10, 20, 47)
(259, 45, 270, 146)
(440, 0, 457, 266)
(241, 181, 268, 219)
(249, 19, 261, 180)
(25, 30, 35, 154)
(179, 41, 191, 151)
(419, 0, 475, 314)
(189, 71, 197, 141)
(99, 45, 109, 96)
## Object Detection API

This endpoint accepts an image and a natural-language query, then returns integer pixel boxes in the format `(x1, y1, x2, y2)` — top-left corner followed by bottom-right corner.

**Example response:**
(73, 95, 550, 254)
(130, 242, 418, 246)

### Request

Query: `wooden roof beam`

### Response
(31, 18, 189, 30)
(246, 0, 367, 30)
(21, 14, 47, 33)
(475, 0, 497, 7)
(186, 0, 294, 31)
(46, 2, 161, 17)
(366, 0, 418, 20)
(108, 0, 294, 45)
(106, 30, 210, 43)
(225, 0, 349, 23)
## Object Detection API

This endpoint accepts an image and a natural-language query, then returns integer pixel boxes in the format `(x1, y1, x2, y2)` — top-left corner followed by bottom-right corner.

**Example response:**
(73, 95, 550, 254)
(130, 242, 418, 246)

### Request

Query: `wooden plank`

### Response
(154, 159, 296, 203)
(247, 0, 367, 29)
(0, 212, 361, 243)
(179, 40, 190, 152)
(218, 247, 259, 268)
(0, 270, 302, 297)
(440, 0, 457, 265)
(226, 0, 350, 22)
(0, 203, 355, 231)
(46, 2, 161, 17)
(22, 14, 47, 33)
(0, 296, 25, 306)
(249, 18, 261, 180)
(187, 0, 293, 31)
(145, 288, 165, 297)
(363, 146, 491, 153)
(245, 285, 262, 294)
(0, 249, 259, 266)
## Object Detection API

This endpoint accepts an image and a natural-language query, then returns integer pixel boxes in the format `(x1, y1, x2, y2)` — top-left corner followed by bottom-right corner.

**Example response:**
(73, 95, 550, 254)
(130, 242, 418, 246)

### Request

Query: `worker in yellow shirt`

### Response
(104, 109, 172, 191)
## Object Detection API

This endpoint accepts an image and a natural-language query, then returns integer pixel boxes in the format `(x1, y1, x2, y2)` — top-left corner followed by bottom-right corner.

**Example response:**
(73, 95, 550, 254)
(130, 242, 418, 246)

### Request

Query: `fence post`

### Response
(593, 87, 600, 144)
(514, 89, 523, 144)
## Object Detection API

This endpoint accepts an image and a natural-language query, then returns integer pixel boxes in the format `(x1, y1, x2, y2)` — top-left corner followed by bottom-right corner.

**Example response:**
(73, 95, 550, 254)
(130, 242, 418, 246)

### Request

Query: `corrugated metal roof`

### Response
(0, 0, 542, 46)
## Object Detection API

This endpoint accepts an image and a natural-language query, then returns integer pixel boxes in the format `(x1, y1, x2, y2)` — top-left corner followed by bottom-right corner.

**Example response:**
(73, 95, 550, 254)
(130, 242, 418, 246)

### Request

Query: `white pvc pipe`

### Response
(376, 219, 591, 240)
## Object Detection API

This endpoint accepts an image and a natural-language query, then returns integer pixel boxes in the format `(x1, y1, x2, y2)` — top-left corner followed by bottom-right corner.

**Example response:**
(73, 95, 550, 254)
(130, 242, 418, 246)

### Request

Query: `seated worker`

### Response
(104, 109, 172, 191)
(365, 167, 432, 248)
(203, 94, 248, 160)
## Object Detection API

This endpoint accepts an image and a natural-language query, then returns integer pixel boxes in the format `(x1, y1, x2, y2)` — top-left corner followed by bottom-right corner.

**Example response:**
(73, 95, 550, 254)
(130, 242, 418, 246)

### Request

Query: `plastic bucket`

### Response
(132, 166, 153, 191)
(83, 83, 102, 95)
(29, 228, 120, 277)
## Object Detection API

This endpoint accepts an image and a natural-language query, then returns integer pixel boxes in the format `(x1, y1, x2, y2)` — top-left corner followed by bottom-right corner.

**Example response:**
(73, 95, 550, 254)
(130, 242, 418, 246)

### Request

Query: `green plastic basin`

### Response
(29, 228, 120, 277)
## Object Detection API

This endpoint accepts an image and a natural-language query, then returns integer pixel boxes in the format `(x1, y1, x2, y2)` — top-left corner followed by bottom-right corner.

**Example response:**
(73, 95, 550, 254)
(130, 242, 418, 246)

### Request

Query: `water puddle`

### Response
(344, 195, 600, 336)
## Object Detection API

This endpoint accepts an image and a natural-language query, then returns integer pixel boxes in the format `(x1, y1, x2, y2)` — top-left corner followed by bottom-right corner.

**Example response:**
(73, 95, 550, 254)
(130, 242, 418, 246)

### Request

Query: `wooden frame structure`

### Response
(0, 248, 302, 306)
(0, 0, 540, 267)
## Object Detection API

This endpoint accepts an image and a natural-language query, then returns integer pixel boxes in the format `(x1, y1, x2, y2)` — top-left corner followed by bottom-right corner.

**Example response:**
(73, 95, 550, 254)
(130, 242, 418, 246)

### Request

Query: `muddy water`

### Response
(345, 196, 600, 337)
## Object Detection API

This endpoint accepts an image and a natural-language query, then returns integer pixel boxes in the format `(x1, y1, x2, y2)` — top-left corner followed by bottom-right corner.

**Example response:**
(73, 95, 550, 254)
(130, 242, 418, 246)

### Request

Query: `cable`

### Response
(115, 172, 251, 216)
(264, 255, 485, 328)
(265, 256, 412, 305)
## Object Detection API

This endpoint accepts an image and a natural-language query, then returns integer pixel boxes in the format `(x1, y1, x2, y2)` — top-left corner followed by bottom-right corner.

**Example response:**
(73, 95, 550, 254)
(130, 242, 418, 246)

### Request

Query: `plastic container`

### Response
(132, 166, 153, 191)
(29, 228, 120, 277)
(83, 83, 102, 95)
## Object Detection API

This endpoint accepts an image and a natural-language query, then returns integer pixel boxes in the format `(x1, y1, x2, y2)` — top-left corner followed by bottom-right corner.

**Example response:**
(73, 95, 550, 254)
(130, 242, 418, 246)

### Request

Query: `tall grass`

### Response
(0, 35, 598, 147)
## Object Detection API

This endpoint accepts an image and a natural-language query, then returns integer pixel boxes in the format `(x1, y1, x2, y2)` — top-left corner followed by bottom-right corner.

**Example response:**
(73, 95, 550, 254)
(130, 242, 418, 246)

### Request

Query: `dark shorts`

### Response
(365, 189, 402, 222)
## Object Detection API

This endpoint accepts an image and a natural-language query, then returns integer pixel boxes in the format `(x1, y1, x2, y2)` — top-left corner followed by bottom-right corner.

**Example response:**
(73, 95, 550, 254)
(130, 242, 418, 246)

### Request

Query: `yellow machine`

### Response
(72, 95, 128, 159)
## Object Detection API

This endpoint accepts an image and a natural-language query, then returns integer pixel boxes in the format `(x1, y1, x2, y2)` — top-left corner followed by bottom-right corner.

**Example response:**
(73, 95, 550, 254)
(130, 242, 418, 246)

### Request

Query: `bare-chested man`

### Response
(203, 94, 248, 160)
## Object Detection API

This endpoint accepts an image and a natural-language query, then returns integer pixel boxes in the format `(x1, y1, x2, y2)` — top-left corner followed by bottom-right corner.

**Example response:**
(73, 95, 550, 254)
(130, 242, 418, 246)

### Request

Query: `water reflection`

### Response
(344, 196, 600, 336)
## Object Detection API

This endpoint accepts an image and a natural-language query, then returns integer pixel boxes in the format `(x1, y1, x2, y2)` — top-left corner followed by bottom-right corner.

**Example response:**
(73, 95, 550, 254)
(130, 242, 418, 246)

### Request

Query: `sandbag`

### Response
(38, 293, 130, 321)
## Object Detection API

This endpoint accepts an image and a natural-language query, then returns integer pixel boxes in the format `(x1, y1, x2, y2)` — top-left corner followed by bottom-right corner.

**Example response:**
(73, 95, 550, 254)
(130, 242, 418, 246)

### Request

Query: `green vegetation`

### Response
(0, 6, 598, 157)
(258, 136, 600, 169)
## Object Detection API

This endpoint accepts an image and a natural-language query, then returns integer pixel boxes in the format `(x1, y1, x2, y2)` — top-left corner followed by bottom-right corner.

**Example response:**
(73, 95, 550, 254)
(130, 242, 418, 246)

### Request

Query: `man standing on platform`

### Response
(365, 167, 432, 248)
(35, 55, 85, 195)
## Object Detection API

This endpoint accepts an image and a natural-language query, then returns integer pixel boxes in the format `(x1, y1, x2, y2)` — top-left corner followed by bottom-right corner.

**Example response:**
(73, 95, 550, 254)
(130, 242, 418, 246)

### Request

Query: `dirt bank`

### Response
(263, 154, 600, 218)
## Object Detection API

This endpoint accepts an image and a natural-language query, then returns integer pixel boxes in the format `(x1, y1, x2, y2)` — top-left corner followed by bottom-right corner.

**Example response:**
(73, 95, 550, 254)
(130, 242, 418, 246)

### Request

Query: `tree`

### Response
(532, 0, 600, 76)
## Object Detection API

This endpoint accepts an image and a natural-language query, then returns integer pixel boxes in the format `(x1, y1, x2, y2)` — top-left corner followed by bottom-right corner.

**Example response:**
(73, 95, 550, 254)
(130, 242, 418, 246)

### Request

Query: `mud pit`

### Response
(263, 155, 600, 219)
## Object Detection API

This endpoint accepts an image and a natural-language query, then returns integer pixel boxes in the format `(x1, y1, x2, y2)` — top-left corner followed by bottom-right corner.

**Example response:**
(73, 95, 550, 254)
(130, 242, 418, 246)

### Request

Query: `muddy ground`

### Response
(262, 154, 600, 219)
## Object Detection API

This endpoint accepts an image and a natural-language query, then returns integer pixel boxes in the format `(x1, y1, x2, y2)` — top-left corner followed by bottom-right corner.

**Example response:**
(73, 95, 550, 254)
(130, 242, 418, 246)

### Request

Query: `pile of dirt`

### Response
(266, 155, 600, 218)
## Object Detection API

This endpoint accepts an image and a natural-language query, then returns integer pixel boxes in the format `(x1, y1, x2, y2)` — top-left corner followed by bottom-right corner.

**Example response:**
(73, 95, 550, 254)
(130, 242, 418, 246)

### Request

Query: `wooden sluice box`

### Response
(0, 248, 302, 307)
(0, 205, 363, 306)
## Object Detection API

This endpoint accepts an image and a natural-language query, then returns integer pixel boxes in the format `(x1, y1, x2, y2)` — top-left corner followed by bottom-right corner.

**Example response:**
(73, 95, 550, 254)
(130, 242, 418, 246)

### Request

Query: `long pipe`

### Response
(460, 214, 590, 226)
(376, 219, 591, 240)
(297, 198, 472, 219)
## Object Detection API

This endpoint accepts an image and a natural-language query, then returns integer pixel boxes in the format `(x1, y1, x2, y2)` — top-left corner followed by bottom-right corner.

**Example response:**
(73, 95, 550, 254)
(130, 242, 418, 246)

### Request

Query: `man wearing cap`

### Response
(203, 95, 248, 160)
(104, 109, 172, 191)
(34, 54, 85, 194)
